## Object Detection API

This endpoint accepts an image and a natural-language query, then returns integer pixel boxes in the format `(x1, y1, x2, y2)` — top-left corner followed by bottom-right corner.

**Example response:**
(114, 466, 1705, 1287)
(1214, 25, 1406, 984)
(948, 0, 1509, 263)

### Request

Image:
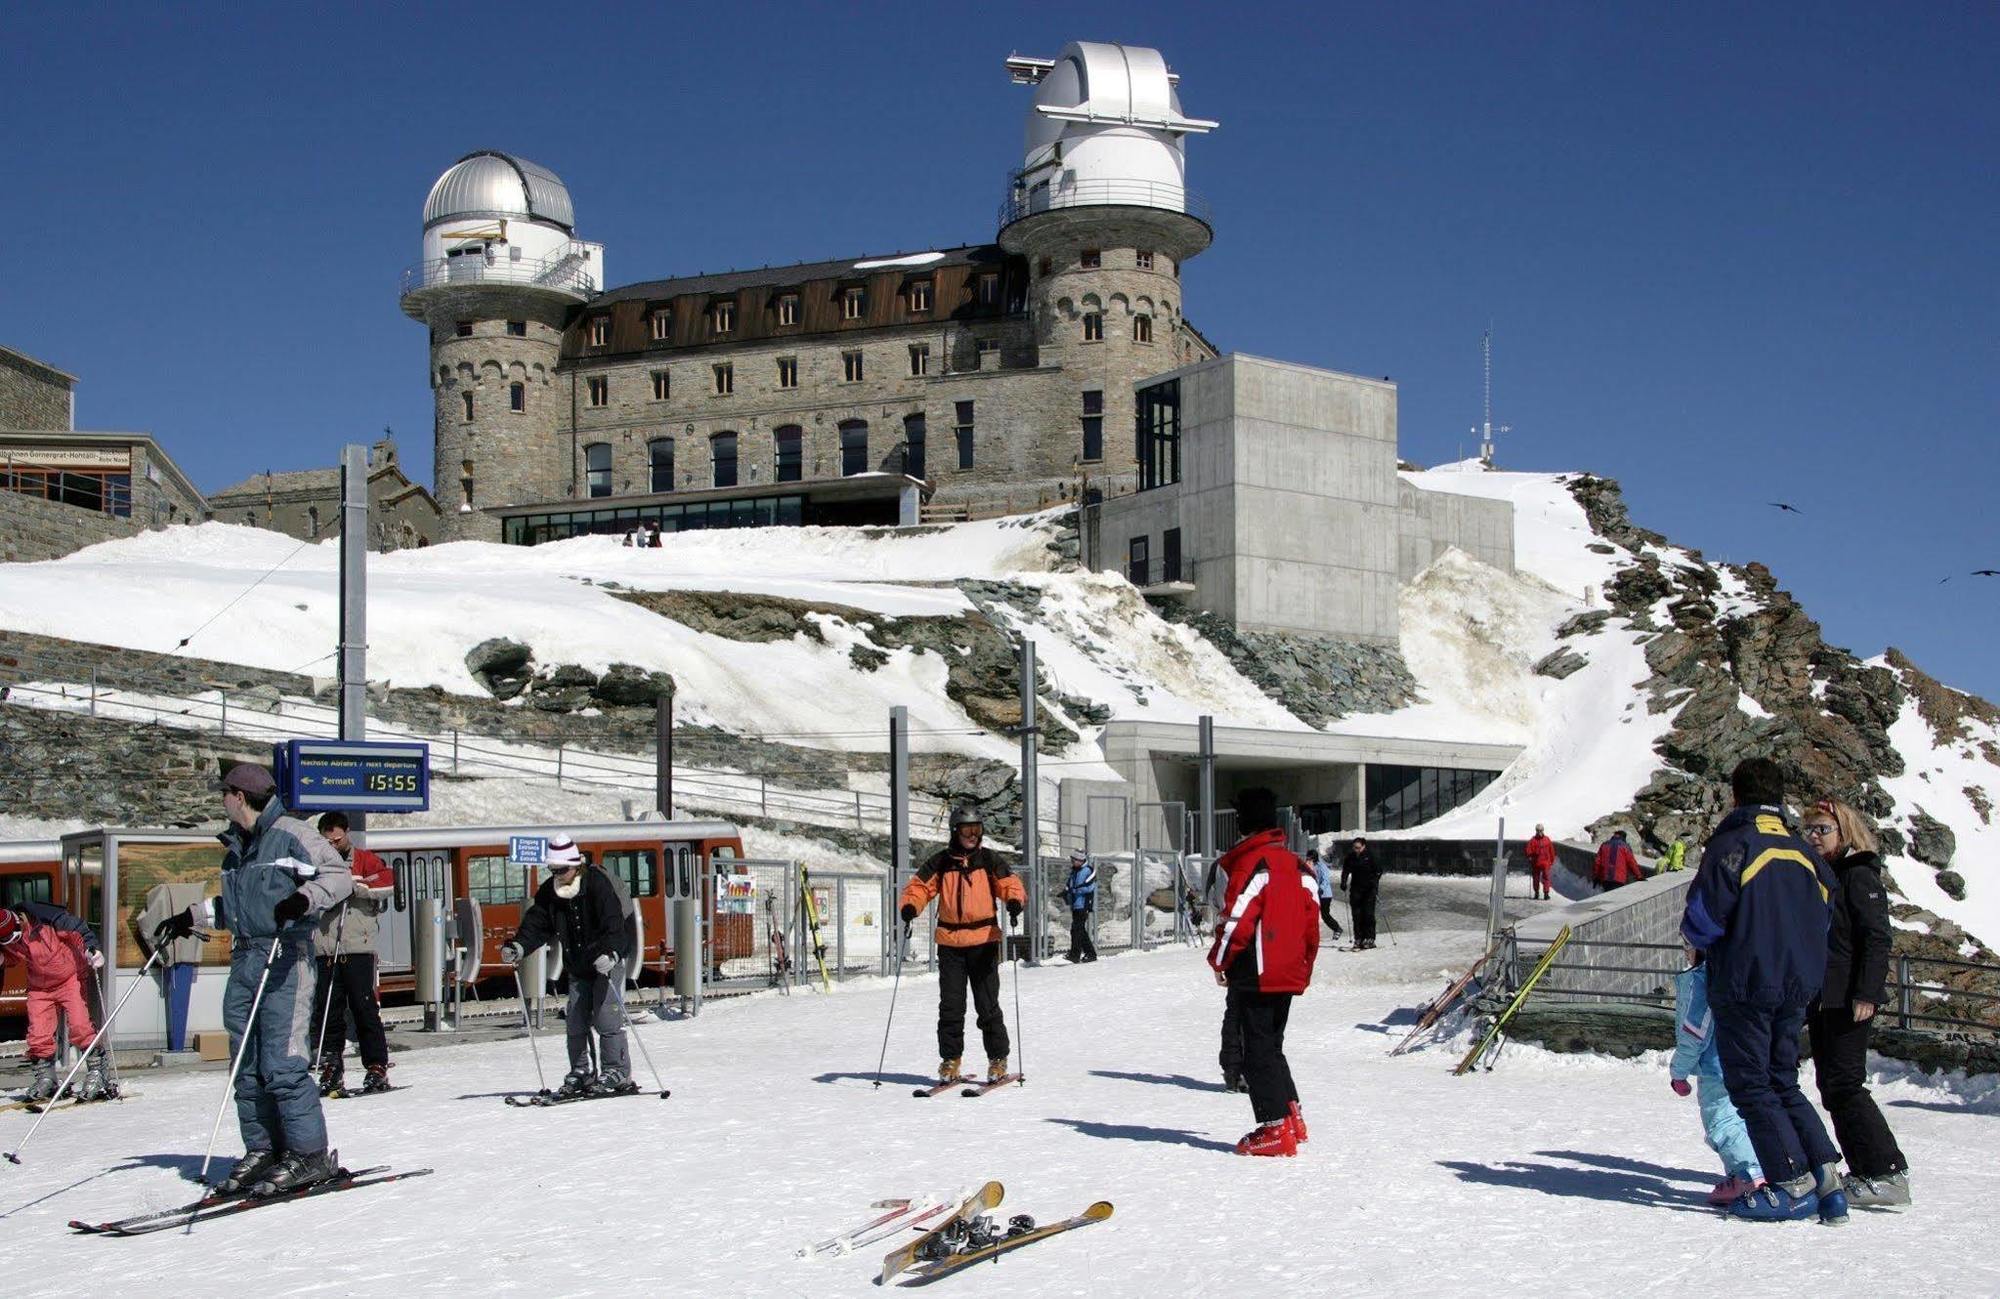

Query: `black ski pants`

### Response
(1809, 1004, 1908, 1178)
(1231, 987, 1298, 1123)
(1712, 993, 1839, 1185)
(309, 954, 389, 1071)
(937, 941, 1008, 1063)
(1218, 989, 1244, 1081)
(1067, 910, 1097, 962)
(1350, 879, 1379, 946)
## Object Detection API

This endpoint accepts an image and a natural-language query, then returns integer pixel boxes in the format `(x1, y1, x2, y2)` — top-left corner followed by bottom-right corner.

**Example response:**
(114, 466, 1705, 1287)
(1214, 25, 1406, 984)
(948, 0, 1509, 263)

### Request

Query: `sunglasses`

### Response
(1801, 824, 1837, 837)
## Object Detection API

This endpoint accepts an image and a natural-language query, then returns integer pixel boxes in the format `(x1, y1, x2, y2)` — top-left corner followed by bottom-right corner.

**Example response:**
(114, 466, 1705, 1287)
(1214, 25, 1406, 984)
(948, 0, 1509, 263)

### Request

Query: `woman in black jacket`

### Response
(1801, 798, 1910, 1209)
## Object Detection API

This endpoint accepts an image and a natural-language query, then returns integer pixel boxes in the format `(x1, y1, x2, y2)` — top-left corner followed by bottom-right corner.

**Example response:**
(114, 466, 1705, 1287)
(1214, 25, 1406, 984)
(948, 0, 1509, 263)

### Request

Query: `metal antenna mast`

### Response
(1474, 327, 1511, 467)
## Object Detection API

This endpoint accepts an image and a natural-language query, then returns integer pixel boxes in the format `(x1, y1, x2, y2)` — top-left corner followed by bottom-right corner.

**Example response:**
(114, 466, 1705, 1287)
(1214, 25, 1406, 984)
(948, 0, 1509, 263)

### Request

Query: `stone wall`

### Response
(0, 350, 72, 430)
(0, 488, 146, 563)
(1512, 871, 1694, 1003)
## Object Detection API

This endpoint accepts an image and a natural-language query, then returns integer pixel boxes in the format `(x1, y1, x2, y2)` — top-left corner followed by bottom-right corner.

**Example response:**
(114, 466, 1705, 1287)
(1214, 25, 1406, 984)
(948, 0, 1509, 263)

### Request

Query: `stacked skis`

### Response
(798, 1180, 1111, 1284)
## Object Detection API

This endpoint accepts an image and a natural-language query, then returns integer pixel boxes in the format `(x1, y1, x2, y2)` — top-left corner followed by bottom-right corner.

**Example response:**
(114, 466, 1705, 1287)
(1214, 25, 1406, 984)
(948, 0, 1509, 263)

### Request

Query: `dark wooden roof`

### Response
(561, 245, 1026, 361)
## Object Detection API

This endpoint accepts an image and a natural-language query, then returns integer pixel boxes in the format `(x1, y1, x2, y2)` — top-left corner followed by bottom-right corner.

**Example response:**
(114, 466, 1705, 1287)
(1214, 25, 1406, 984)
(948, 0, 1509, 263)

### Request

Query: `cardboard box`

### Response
(192, 1031, 231, 1062)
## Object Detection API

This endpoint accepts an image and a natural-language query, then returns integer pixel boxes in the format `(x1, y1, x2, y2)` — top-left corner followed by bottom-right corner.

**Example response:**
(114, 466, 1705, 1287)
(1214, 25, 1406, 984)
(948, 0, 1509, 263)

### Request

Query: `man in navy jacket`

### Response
(1681, 757, 1843, 1223)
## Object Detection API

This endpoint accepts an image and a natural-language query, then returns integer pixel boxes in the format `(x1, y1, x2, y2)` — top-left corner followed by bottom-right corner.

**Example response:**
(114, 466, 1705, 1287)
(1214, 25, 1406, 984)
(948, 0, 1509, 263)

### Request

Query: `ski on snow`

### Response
(960, 1073, 1024, 1097)
(323, 1085, 405, 1101)
(69, 1166, 435, 1236)
(504, 1087, 668, 1107)
(879, 1180, 1004, 1285)
(797, 1197, 946, 1259)
(911, 1076, 977, 1098)
(901, 1200, 1113, 1284)
(5, 1092, 138, 1115)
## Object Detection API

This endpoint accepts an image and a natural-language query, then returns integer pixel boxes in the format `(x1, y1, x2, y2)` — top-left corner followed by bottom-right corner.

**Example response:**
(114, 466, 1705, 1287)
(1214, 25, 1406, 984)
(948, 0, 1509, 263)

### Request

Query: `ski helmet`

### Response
(0, 909, 21, 946)
(950, 806, 983, 830)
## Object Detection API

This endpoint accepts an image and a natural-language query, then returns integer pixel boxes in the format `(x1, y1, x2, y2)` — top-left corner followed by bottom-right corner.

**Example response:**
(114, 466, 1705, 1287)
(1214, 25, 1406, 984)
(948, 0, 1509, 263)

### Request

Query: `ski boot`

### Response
(591, 1068, 640, 1097)
(23, 1057, 59, 1102)
(215, 1149, 279, 1196)
(555, 1068, 597, 1099)
(1814, 1161, 1850, 1226)
(1234, 1120, 1298, 1158)
(77, 1051, 117, 1102)
(1707, 1174, 1764, 1208)
(937, 1057, 963, 1085)
(317, 1055, 347, 1098)
(1286, 1100, 1309, 1145)
(1727, 1175, 1819, 1222)
(251, 1148, 340, 1196)
(360, 1063, 392, 1095)
(1844, 1170, 1912, 1210)
(985, 1056, 1009, 1083)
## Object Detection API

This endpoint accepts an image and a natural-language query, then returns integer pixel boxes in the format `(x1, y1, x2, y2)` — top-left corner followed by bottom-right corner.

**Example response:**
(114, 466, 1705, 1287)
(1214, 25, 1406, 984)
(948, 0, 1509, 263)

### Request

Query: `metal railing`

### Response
(1125, 557, 1186, 588)
(399, 241, 599, 299)
(998, 178, 1213, 231)
(1504, 934, 2000, 1036)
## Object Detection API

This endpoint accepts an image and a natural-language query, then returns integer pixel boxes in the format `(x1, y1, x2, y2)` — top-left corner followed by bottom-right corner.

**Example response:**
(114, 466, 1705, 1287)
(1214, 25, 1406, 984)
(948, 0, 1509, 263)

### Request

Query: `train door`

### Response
(377, 847, 451, 976)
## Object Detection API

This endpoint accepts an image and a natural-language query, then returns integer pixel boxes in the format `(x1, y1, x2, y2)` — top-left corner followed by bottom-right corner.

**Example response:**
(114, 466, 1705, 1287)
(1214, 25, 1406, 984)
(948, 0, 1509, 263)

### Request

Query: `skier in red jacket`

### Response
(0, 903, 111, 1101)
(1207, 787, 1321, 1157)
(1525, 826, 1557, 900)
(1593, 830, 1644, 891)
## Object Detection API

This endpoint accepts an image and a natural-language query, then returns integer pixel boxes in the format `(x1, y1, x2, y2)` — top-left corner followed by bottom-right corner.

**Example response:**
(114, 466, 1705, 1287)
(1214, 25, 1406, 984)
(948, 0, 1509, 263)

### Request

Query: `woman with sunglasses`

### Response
(1801, 798, 1912, 1210)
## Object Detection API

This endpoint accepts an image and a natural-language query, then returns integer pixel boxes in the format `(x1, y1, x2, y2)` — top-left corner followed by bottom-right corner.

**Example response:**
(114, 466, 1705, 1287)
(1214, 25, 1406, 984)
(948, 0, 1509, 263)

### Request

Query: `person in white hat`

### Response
(501, 836, 634, 1097)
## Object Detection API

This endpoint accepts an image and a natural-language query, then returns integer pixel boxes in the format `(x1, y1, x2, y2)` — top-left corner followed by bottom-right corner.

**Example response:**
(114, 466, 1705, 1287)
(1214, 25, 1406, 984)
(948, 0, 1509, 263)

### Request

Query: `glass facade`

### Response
(502, 494, 807, 545)
(1137, 377, 1180, 490)
(1364, 765, 1500, 832)
(4, 467, 132, 516)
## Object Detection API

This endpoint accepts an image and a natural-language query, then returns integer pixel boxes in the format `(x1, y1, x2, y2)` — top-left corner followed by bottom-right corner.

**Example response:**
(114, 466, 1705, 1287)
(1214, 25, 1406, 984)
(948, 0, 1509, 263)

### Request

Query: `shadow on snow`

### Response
(1088, 1069, 1229, 1093)
(1437, 1149, 1714, 1214)
(1046, 1118, 1238, 1154)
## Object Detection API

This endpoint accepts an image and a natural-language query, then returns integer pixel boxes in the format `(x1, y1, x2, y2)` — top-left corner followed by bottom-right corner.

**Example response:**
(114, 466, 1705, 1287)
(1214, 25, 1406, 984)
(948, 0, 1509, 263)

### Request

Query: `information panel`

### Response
(272, 739, 431, 812)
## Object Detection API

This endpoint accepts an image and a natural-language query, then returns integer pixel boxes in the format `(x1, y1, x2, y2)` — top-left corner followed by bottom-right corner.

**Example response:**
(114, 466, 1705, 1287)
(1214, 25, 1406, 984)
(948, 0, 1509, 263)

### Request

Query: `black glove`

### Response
(153, 910, 197, 945)
(273, 890, 311, 924)
(1005, 900, 1023, 923)
(900, 903, 918, 924)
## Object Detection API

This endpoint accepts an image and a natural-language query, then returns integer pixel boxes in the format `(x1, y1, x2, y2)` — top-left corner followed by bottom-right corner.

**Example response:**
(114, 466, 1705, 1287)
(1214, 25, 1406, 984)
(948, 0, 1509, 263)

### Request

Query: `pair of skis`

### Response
(872, 1181, 1112, 1285)
(69, 1165, 435, 1236)
(797, 1197, 948, 1259)
(1, 1092, 135, 1115)
(1390, 938, 1503, 1056)
(1453, 925, 1572, 1075)
(503, 1085, 667, 1107)
(912, 1073, 1024, 1099)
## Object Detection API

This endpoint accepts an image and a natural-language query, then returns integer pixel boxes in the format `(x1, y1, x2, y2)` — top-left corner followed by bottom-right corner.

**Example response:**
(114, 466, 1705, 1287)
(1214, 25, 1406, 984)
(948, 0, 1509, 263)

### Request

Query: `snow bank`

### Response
(1875, 678, 2000, 948)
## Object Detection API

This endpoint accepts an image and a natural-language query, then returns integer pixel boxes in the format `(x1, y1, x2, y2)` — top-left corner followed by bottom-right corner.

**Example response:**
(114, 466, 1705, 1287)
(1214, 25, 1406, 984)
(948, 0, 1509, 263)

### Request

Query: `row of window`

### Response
(2, 467, 133, 517)
(1078, 312, 1154, 344)
(582, 275, 1003, 350)
(504, 495, 810, 546)
(1039, 249, 1174, 276)
(580, 402, 981, 496)
(575, 342, 966, 411)
(1365, 765, 1500, 832)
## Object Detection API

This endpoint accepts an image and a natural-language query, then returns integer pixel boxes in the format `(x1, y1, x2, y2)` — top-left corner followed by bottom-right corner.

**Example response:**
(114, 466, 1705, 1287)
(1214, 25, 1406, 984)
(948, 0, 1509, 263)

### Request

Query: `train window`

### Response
(467, 854, 529, 905)
(676, 847, 694, 900)
(0, 872, 54, 907)
(601, 850, 659, 898)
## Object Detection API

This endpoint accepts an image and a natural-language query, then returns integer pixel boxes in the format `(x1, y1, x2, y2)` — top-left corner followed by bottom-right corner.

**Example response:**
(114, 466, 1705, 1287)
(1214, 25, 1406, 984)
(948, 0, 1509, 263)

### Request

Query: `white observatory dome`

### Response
(422, 150, 575, 233)
(1012, 42, 1217, 213)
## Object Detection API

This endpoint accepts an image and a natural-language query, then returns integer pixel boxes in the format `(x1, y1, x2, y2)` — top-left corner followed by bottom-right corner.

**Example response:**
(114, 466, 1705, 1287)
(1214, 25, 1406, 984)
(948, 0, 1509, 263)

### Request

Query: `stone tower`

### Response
(399, 151, 606, 539)
(999, 44, 1217, 493)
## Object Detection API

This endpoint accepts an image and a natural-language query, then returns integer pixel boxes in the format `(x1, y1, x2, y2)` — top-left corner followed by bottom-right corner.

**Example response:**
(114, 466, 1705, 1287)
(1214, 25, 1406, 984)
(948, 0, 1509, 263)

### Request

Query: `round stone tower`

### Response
(399, 151, 605, 539)
(999, 43, 1216, 489)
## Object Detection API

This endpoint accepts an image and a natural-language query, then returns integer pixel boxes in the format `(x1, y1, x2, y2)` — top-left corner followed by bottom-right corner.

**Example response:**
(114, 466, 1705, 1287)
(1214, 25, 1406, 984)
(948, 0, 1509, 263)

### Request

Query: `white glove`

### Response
(592, 953, 616, 977)
(87, 948, 105, 969)
(500, 941, 524, 965)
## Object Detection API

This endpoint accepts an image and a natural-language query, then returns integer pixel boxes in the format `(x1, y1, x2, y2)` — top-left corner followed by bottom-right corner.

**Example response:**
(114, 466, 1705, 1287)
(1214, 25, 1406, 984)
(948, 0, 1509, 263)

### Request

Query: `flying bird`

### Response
(1974, 569, 2000, 577)
(1768, 502, 1805, 515)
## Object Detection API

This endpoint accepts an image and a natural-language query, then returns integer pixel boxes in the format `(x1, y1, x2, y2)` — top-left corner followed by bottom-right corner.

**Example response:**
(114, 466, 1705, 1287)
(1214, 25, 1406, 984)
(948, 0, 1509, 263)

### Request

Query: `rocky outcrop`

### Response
(1156, 606, 1416, 727)
(1533, 648, 1587, 680)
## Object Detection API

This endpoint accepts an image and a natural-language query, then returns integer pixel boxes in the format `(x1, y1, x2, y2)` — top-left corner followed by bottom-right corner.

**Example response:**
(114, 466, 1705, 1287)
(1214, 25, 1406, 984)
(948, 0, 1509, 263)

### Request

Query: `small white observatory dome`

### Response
(422, 150, 575, 232)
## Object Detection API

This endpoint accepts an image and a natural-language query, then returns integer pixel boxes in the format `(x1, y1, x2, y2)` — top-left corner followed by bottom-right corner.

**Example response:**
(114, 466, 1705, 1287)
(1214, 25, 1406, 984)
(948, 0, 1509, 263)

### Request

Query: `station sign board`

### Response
(272, 739, 431, 813)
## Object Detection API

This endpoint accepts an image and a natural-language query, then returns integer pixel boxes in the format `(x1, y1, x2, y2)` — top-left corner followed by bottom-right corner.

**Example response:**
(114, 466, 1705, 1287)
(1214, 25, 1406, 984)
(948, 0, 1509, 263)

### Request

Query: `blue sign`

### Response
(509, 836, 547, 865)
(272, 739, 431, 812)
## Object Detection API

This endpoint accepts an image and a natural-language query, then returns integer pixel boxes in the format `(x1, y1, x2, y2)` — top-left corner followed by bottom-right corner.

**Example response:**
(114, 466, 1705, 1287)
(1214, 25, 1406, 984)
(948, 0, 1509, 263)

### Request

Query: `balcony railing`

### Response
(399, 241, 599, 299)
(1126, 556, 1188, 589)
(998, 178, 1213, 231)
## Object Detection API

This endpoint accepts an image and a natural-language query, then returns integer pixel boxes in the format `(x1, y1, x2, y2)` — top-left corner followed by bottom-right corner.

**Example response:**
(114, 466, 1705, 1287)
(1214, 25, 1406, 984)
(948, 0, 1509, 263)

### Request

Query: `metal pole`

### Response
(220, 689, 228, 736)
(1018, 640, 1040, 965)
(514, 966, 548, 1095)
(1486, 815, 1508, 943)
(655, 695, 671, 816)
(1897, 954, 1912, 1030)
(89, 667, 97, 717)
(890, 705, 909, 912)
(556, 743, 564, 787)
(1197, 714, 1216, 881)
(198, 940, 283, 1185)
(339, 442, 368, 839)
(452, 728, 460, 775)
(835, 878, 847, 978)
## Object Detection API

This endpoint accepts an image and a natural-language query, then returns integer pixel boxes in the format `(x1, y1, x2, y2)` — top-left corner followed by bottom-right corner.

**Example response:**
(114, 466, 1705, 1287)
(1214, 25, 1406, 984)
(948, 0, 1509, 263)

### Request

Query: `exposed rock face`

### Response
(1907, 810, 1957, 869)
(1157, 606, 1416, 727)
(1533, 648, 1587, 680)
(465, 637, 533, 700)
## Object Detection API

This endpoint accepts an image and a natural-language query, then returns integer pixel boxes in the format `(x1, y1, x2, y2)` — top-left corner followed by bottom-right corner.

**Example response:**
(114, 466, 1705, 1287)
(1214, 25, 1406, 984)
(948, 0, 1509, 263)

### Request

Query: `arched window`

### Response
(903, 414, 926, 480)
(585, 442, 613, 498)
(839, 419, 869, 477)
(648, 438, 675, 493)
(711, 432, 738, 488)
(773, 425, 803, 483)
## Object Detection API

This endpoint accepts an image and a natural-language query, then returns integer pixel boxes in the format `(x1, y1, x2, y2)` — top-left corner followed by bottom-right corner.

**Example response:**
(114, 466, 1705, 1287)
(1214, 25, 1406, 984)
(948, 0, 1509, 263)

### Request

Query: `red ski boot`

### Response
(1234, 1120, 1298, 1157)
(1287, 1100, 1309, 1145)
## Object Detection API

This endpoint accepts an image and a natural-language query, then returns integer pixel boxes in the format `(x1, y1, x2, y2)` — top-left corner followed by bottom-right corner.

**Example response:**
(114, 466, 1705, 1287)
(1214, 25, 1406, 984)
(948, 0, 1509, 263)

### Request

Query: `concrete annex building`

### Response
(401, 40, 1513, 652)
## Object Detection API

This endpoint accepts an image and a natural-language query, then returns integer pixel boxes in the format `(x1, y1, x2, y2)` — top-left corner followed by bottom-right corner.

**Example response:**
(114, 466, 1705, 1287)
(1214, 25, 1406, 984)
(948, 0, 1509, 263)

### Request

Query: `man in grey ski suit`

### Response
(159, 764, 351, 1194)
(501, 836, 635, 1096)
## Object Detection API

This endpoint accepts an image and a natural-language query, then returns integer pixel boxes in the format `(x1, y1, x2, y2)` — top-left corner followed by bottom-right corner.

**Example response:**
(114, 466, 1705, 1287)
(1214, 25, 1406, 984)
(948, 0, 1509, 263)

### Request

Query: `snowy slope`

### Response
(1875, 677, 2000, 952)
(5, 931, 1995, 1292)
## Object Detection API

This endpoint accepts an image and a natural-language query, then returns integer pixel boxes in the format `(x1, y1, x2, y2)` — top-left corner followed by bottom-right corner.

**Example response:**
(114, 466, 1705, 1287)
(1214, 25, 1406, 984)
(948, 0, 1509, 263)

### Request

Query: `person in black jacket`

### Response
(1802, 798, 1911, 1209)
(501, 842, 635, 1097)
(1340, 838, 1382, 949)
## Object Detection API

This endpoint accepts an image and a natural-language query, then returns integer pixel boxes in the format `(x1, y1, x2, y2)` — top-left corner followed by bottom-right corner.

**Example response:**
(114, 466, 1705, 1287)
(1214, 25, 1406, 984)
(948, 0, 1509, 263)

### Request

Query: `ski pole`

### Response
(514, 964, 547, 1095)
(5, 945, 169, 1165)
(613, 969, 671, 1099)
(310, 902, 349, 1075)
(197, 938, 283, 1187)
(1009, 911, 1025, 1082)
(871, 922, 911, 1089)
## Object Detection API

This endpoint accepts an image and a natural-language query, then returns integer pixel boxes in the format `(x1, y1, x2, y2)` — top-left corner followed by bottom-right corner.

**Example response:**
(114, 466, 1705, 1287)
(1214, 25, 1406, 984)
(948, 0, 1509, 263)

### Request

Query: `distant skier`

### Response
(1671, 947, 1765, 1206)
(1209, 788, 1321, 1156)
(899, 806, 1026, 1084)
(1681, 757, 1844, 1223)
(1061, 848, 1098, 964)
(310, 811, 395, 1096)
(152, 763, 352, 1195)
(1524, 825, 1557, 901)
(1305, 848, 1343, 941)
(1592, 829, 1643, 891)
(1661, 840, 1689, 873)
(1340, 837, 1382, 950)
(0, 902, 112, 1102)
(500, 838, 635, 1098)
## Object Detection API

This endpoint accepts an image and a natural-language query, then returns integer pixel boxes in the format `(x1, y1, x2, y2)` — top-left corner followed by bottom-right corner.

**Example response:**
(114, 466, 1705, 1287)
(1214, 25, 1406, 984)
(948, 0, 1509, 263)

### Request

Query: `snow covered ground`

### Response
(4, 887, 1994, 1293)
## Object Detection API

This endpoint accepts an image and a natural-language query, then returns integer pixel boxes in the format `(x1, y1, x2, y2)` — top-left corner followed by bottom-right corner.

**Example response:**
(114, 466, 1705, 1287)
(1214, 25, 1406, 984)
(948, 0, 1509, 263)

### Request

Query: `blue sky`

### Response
(4, 2, 1996, 700)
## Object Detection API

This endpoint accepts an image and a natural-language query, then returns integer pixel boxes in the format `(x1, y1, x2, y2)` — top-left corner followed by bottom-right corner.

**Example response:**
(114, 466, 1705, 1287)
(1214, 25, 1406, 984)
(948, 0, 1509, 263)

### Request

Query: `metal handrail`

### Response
(399, 241, 598, 298)
(998, 178, 1213, 231)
